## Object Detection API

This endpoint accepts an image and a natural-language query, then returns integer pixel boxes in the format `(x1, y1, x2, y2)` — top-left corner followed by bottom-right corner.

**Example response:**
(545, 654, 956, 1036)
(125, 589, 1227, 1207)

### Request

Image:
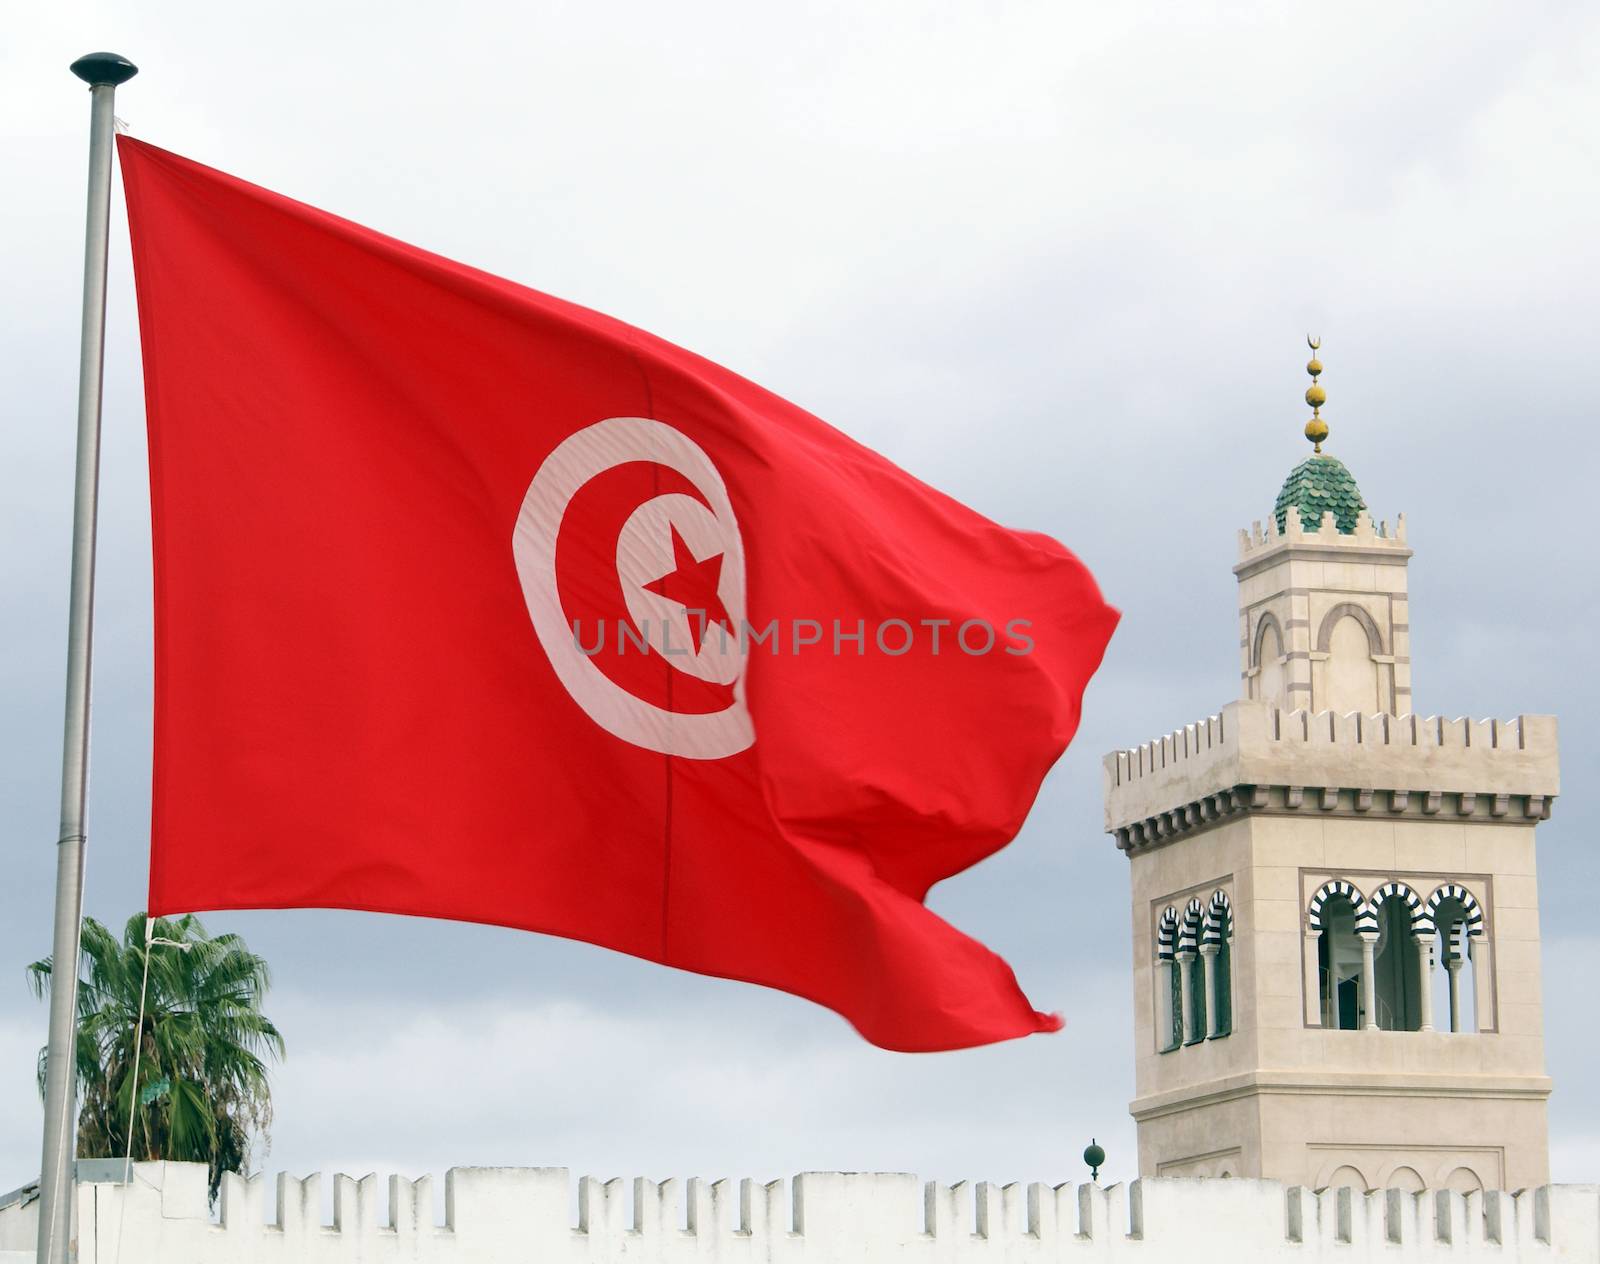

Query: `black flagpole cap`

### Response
(70, 52, 139, 87)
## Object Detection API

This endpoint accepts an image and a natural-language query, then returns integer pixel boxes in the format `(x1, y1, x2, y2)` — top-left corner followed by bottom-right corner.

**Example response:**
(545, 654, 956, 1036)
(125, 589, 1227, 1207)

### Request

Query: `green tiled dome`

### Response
(1274, 454, 1367, 534)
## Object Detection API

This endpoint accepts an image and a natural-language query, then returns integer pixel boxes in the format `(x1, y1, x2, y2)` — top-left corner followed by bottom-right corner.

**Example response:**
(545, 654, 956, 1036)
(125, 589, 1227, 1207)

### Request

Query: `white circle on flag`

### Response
(512, 417, 754, 759)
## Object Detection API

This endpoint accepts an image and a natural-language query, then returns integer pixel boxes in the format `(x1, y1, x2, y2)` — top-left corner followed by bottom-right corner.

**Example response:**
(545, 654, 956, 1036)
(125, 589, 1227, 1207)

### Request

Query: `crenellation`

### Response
(743, 1176, 787, 1238)
(922, 1180, 968, 1241)
(1234, 508, 1410, 566)
(631, 1176, 682, 1237)
(387, 1173, 433, 1238)
(1106, 714, 1226, 788)
(276, 1171, 323, 1237)
(1105, 700, 1559, 839)
(1321, 1186, 1354, 1246)
(332, 1173, 378, 1237)
(1484, 1189, 1507, 1245)
(683, 1176, 715, 1235)
(969, 1181, 999, 1238)
(5, 1164, 1593, 1262)
(219, 1169, 267, 1232)
(578, 1175, 629, 1237)
(1076, 1180, 1126, 1243)
(1526, 1186, 1552, 1247)
(1383, 1188, 1406, 1245)
(1283, 1186, 1309, 1244)
(1432, 1189, 1465, 1246)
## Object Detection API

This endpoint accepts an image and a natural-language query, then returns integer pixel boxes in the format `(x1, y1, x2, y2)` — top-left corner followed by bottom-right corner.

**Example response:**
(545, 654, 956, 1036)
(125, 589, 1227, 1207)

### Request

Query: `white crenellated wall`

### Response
(0, 1164, 1595, 1264)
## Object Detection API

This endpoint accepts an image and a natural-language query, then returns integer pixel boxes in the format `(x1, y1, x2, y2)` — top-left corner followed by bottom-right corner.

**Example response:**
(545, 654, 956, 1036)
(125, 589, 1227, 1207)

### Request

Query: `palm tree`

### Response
(28, 913, 284, 1200)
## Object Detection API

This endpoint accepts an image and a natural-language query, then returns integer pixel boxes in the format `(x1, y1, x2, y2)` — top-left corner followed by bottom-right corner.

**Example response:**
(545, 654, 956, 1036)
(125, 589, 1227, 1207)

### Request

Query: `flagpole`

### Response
(37, 50, 137, 1264)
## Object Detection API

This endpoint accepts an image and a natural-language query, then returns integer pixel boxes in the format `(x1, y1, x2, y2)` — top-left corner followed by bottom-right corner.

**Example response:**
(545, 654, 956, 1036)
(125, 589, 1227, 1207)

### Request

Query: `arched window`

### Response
(1180, 898, 1207, 1044)
(1427, 884, 1486, 1033)
(1315, 602, 1385, 715)
(1156, 907, 1181, 1052)
(1204, 889, 1234, 1038)
(1368, 882, 1425, 1031)
(1252, 615, 1286, 704)
(1323, 1166, 1368, 1192)
(1309, 880, 1368, 1029)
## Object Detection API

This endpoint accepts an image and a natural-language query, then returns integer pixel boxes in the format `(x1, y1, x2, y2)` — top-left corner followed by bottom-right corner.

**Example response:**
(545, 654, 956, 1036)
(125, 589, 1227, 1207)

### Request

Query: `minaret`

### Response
(1240, 338, 1413, 716)
(1102, 341, 1559, 1193)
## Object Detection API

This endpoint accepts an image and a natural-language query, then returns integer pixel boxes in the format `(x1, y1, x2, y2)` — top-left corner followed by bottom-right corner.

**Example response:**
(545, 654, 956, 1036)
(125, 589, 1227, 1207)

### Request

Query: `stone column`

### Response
(1359, 934, 1379, 1031)
(1159, 960, 1176, 1048)
(1470, 937, 1491, 1032)
(1306, 928, 1326, 1026)
(1178, 951, 1197, 1044)
(1199, 944, 1219, 1039)
(1416, 935, 1435, 1032)
(1446, 956, 1463, 1034)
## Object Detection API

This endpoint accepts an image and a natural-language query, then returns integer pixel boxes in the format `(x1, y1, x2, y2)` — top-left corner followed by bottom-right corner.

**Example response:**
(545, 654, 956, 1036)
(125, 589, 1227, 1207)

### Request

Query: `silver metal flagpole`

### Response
(37, 50, 138, 1264)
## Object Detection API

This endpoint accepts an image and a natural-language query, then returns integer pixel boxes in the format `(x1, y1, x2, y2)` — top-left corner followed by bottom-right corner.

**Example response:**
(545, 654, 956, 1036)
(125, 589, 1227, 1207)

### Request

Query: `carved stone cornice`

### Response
(1113, 783, 1555, 854)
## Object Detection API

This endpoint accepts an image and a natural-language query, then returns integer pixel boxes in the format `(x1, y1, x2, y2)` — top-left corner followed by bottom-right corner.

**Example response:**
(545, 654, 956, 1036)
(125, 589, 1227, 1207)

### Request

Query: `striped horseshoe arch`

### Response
(1369, 880, 1431, 937)
(1427, 883, 1485, 941)
(1156, 907, 1180, 962)
(1178, 897, 1205, 954)
(1203, 889, 1234, 947)
(1307, 879, 1368, 934)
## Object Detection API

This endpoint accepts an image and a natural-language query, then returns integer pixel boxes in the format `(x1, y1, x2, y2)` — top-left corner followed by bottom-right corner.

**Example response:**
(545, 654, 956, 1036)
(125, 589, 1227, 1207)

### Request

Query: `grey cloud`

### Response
(1, 0, 1596, 1192)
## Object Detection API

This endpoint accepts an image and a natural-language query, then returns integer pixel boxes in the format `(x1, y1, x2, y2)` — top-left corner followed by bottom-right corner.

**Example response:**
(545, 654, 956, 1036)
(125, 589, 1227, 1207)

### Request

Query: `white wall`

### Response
(1, 1163, 1595, 1263)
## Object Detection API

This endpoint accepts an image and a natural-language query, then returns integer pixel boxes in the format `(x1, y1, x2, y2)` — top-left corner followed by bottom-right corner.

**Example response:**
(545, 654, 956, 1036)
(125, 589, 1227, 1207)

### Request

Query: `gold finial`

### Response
(1303, 334, 1328, 452)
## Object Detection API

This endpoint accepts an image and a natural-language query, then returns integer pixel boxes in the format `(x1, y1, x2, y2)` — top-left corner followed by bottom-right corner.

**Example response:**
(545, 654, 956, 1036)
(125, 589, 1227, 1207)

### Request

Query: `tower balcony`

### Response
(1104, 701, 1559, 850)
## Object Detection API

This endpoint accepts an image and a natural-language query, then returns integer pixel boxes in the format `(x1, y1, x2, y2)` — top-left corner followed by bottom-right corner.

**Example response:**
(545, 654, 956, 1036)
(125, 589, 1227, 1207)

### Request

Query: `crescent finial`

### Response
(1307, 334, 1321, 351)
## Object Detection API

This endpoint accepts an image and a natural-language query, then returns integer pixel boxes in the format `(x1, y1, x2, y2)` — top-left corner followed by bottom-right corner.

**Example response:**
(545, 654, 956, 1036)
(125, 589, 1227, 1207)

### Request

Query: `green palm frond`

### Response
(31, 913, 284, 1202)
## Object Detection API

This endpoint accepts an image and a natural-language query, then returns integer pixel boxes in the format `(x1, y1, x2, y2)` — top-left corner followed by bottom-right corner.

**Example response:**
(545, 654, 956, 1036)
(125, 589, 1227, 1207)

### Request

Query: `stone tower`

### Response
(1101, 343, 1559, 1193)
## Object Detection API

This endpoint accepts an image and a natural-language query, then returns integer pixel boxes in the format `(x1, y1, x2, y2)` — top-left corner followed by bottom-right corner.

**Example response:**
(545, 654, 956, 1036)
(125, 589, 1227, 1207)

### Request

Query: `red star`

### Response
(642, 525, 733, 654)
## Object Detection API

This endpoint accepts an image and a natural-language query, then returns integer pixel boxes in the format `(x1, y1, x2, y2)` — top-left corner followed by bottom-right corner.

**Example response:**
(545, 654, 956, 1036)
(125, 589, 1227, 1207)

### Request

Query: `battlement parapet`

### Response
(0, 1163, 1594, 1263)
(1103, 701, 1559, 843)
(1234, 507, 1412, 575)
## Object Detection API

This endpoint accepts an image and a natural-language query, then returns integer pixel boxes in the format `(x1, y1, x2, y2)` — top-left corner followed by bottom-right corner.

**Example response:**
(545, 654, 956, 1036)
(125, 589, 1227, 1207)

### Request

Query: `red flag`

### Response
(119, 136, 1117, 1052)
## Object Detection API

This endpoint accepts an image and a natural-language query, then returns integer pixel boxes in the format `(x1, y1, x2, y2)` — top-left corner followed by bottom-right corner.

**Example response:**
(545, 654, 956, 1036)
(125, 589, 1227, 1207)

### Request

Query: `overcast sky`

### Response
(3, 1, 1597, 1204)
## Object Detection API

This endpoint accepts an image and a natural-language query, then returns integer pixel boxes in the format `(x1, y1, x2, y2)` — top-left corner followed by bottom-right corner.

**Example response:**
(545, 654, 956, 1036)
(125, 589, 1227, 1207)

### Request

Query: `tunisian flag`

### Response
(119, 137, 1117, 1052)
